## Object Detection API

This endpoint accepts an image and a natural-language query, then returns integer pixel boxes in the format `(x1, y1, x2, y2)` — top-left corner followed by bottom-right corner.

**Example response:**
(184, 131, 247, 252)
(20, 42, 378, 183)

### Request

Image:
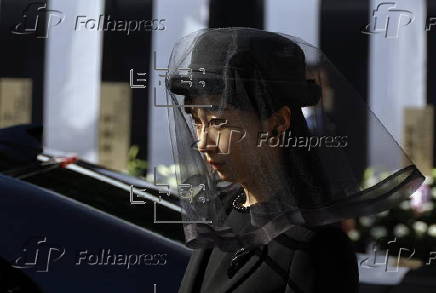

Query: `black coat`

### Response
(178, 210, 359, 293)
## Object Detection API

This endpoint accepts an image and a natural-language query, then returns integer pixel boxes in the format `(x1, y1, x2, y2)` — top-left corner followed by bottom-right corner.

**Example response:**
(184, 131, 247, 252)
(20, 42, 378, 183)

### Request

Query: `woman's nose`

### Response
(197, 127, 218, 153)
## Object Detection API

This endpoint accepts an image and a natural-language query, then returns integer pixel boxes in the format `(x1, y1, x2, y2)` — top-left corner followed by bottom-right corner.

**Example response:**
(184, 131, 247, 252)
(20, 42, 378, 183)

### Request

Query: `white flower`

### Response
(370, 226, 387, 238)
(393, 224, 409, 238)
(377, 210, 389, 217)
(347, 229, 360, 241)
(399, 201, 411, 210)
(428, 225, 436, 237)
(414, 221, 428, 235)
(359, 216, 376, 227)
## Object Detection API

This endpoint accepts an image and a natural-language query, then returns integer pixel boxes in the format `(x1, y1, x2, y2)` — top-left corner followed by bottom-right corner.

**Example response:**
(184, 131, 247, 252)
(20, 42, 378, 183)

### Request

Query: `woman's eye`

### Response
(193, 124, 202, 132)
(192, 117, 202, 126)
(209, 118, 227, 128)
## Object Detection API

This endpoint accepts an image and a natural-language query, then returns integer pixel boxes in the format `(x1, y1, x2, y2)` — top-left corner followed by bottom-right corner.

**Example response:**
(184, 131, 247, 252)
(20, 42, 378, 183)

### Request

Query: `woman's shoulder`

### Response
(277, 224, 359, 293)
(307, 224, 356, 256)
(275, 223, 358, 267)
(309, 224, 353, 244)
(279, 224, 354, 247)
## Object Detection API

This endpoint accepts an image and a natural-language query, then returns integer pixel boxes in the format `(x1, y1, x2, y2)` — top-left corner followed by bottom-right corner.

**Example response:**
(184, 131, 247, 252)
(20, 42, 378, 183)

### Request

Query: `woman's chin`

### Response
(216, 170, 234, 181)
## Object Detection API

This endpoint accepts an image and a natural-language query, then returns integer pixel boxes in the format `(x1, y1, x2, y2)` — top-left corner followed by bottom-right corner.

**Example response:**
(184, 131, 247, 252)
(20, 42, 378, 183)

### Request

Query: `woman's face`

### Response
(189, 96, 266, 184)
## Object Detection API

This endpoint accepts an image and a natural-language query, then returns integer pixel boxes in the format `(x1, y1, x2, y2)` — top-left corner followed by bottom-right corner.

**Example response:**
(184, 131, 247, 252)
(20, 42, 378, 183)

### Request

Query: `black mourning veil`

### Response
(164, 28, 424, 251)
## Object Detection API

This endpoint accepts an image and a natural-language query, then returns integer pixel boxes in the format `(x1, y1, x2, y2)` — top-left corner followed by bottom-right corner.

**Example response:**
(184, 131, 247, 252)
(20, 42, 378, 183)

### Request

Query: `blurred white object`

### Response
(369, 0, 427, 168)
(44, 0, 105, 162)
(148, 0, 208, 168)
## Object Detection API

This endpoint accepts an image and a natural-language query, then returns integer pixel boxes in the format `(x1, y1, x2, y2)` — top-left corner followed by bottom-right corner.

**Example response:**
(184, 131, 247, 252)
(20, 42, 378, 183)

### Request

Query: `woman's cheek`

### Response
(217, 130, 232, 154)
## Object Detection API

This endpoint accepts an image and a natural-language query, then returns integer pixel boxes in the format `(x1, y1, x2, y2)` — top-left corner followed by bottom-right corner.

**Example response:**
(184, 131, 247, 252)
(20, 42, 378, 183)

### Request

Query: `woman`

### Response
(165, 28, 424, 293)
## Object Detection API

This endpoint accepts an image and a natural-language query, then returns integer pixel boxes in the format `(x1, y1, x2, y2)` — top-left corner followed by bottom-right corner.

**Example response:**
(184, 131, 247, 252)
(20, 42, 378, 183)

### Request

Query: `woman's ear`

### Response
(274, 106, 291, 134)
(262, 106, 291, 136)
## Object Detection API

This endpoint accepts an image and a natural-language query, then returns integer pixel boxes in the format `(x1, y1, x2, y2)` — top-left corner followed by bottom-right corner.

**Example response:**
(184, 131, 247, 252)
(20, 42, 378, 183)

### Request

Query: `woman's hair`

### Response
(183, 84, 331, 210)
(284, 108, 332, 209)
(170, 29, 331, 208)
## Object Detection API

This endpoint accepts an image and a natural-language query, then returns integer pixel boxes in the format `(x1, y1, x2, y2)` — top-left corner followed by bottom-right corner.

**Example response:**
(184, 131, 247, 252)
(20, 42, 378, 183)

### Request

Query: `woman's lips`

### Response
(207, 160, 225, 169)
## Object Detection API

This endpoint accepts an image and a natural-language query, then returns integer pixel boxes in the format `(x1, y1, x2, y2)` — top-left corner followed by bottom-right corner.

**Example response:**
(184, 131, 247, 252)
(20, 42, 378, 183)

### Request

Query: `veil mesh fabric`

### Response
(164, 28, 424, 251)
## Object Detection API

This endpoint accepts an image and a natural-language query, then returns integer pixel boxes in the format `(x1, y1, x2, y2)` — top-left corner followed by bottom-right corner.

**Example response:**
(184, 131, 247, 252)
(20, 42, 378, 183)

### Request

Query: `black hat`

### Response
(168, 28, 321, 108)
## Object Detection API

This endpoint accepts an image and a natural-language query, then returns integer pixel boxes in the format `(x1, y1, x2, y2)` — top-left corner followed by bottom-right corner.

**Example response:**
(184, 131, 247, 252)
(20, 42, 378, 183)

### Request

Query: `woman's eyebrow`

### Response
(208, 105, 222, 112)
(189, 108, 200, 119)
